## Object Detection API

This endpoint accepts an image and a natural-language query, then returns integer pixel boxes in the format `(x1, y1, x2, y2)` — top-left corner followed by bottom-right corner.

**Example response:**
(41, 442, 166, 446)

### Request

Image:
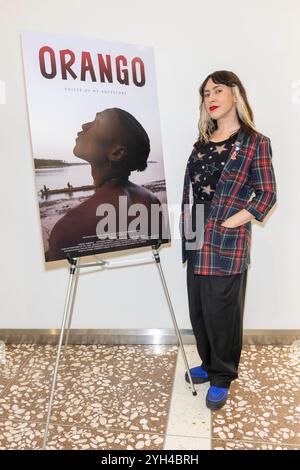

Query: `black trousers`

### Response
(186, 202, 248, 388)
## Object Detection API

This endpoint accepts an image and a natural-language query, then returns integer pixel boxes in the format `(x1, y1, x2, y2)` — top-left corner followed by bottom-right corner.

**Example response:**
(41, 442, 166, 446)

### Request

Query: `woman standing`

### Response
(180, 70, 277, 410)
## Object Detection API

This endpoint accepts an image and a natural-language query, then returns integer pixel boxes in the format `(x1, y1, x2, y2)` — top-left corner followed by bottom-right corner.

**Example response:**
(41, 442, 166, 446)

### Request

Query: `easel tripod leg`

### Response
(42, 258, 78, 449)
(152, 246, 197, 396)
(63, 258, 80, 354)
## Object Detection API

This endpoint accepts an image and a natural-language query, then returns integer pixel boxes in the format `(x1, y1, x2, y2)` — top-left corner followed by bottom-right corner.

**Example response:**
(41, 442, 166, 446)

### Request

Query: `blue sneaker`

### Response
(206, 386, 228, 410)
(185, 366, 209, 384)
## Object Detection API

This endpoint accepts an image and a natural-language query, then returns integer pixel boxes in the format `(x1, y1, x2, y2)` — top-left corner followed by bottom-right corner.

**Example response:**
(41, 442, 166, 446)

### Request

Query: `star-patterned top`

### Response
(188, 130, 239, 202)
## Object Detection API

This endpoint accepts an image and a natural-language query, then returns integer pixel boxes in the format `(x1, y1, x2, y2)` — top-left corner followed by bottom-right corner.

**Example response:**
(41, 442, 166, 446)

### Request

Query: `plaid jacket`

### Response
(180, 128, 277, 275)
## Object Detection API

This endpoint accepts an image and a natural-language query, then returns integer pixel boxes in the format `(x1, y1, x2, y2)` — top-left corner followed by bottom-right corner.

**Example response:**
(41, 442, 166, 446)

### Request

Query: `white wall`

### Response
(0, 0, 299, 329)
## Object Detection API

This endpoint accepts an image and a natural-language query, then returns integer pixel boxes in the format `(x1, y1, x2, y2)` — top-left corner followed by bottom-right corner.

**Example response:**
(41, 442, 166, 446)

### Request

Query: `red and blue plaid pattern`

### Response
(180, 129, 277, 275)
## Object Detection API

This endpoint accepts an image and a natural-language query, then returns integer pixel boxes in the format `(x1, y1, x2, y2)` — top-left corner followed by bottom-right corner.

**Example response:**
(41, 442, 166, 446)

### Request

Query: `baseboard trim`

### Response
(0, 329, 299, 345)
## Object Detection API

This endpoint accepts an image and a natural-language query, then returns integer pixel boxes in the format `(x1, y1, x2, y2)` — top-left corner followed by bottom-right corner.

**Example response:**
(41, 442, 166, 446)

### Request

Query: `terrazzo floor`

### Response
(211, 344, 300, 450)
(0, 344, 177, 450)
(0, 342, 299, 450)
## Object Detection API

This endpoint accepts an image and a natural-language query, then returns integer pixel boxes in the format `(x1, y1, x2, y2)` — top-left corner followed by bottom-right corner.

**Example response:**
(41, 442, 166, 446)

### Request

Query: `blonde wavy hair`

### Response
(197, 71, 256, 144)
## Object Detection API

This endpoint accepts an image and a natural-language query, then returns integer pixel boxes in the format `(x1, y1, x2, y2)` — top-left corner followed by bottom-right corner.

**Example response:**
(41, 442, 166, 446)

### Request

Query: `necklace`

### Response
(210, 127, 240, 143)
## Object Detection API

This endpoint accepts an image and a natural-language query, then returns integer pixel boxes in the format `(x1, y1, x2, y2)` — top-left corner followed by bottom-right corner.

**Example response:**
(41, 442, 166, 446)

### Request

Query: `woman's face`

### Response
(203, 78, 236, 120)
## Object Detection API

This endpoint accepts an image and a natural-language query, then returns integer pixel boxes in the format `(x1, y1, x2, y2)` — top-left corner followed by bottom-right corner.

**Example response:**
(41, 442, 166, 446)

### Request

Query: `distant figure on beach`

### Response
(67, 182, 73, 189)
(47, 108, 168, 261)
(43, 185, 49, 192)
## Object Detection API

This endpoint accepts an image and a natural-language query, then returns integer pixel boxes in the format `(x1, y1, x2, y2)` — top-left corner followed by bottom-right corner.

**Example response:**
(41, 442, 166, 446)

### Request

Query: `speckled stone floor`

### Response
(212, 344, 300, 450)
(0, 344, 178, 450)
(0, 343, 299, 450)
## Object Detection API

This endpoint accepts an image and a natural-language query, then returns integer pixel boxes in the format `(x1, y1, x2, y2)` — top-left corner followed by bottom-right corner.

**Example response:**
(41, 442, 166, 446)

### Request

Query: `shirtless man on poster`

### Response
(47, 108, 165, 261)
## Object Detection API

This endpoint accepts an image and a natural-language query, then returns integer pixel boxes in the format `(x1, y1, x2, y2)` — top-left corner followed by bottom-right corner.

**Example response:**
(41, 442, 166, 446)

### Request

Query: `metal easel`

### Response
(42, 241, 197, 449)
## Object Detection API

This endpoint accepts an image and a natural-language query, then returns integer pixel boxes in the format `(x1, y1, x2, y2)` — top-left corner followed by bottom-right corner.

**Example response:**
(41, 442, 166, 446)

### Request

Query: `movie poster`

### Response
(21, 31, 170, 262)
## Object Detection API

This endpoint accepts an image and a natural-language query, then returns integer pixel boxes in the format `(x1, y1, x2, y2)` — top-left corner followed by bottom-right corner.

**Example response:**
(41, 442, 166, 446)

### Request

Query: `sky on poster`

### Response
(21, 30, 165, 181)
